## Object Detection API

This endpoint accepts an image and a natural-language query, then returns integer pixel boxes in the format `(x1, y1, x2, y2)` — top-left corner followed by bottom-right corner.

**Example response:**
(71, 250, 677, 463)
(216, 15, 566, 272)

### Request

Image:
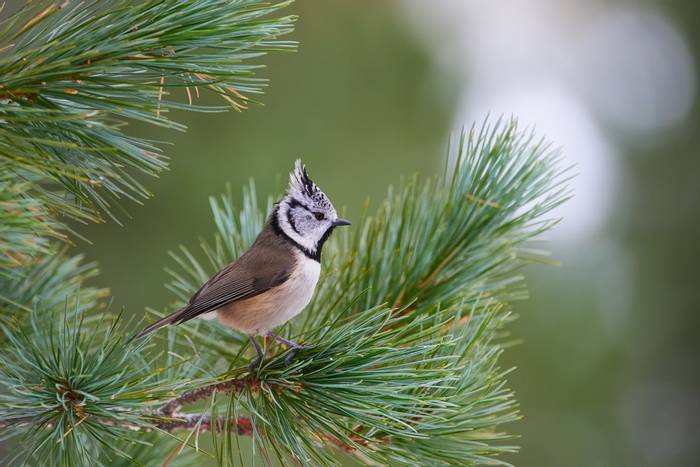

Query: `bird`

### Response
(137, 160, 351, 369)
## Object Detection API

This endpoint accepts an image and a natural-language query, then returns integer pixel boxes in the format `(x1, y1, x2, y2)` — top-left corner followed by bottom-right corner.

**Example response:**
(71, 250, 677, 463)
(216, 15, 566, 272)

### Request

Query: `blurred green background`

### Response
(58, 0, 700, 466)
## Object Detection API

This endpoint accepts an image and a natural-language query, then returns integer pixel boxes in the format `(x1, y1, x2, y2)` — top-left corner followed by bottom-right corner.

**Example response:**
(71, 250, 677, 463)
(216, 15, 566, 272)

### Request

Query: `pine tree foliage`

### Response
(0, 0, 295, 335)
(0, 2, 571, 466)
(149, 119, 570, 465)
(0, 249, 106, 324)
(0, 117, 569, 466)
(0, 309, 182, 466)
(0, 0, 296, 230)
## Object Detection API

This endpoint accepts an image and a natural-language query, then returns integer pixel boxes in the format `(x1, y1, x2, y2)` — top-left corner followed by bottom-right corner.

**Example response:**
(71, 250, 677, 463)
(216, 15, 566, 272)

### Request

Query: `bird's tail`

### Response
(136, 307, 186, 339)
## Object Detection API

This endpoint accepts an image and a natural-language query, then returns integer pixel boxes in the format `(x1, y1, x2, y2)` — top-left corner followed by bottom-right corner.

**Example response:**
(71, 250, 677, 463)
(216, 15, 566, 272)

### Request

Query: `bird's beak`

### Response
(333, 218, 351, 227)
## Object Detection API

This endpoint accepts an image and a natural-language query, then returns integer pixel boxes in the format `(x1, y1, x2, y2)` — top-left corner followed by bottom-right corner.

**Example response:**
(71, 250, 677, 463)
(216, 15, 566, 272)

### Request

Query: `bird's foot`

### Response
(284, 346, 306, 365)
(248, 335, 265, 372)
(268, 332, 306, 366)
(248, 354, 264, 371)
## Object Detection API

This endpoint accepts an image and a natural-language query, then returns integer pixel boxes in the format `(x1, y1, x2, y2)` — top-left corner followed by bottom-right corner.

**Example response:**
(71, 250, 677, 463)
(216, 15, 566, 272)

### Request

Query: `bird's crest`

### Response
(288, 159, 320, 200)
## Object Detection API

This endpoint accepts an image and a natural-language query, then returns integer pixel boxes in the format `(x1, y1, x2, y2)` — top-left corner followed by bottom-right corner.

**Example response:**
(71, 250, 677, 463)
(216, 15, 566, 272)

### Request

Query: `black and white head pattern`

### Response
(276, 160, 340, 258)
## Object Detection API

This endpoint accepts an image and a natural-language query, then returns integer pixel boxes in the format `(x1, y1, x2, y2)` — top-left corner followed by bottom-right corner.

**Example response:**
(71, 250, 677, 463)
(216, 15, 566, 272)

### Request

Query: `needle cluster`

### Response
(0, 0, 295, 228)
(153, 119, 571, 465)
(0, 2, 571, 465)
(0, 118, 570, 466)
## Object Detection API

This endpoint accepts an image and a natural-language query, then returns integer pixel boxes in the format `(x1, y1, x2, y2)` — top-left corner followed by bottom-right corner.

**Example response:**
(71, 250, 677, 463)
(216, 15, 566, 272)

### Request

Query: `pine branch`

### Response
(0, 119, 570, 466)
(0, 0, 296, 237)
(0, 353, 432, 456)
(0, 248, 107, 326)
(159, 377, 251, 417)
(0, 308, 184, 466)
(0, 404, 362, 458)
(141, 118, 570, 466)
(0, 409, 254, 436)
(149, 414, 255, 435)
(0, 173, 62, 270)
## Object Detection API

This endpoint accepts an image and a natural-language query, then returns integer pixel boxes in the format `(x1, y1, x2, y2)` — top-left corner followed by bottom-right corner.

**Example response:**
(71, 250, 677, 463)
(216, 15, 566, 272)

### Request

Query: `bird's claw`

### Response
(267, 332, 306, 366)
(248, 354, 264, 371)
(284, 345, 306, 365)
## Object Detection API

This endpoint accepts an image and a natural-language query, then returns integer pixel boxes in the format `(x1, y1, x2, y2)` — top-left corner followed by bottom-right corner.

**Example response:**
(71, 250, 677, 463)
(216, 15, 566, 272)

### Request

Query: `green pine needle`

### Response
(0, 248, 107, 323)
(0, 4, 577, 466)
(0, 308, 183, 466)
(146, 118, 571, 465)
(0, 0, 296, 233)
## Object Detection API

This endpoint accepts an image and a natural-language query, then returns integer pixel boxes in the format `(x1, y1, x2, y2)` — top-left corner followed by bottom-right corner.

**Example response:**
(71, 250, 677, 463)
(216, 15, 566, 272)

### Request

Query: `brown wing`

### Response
(171, 225, 295, 325)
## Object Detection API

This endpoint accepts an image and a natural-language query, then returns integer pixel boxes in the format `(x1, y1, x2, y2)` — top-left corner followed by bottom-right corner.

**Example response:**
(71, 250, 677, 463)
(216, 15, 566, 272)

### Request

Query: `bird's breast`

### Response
(217, 250, 320, 335)
(277, 253, 321, 319)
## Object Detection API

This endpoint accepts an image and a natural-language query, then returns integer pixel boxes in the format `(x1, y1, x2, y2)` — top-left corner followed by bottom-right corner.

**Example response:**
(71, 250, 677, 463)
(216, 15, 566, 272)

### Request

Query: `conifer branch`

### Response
(0, 0, 296, 238)
(0, 117, 571, 465)
(0, 411, 254, 435)
(0, 0, 296, 364)
(152, 414, 255, 435)
(159, 377, 251, 417)
(141, 118, 571, 466)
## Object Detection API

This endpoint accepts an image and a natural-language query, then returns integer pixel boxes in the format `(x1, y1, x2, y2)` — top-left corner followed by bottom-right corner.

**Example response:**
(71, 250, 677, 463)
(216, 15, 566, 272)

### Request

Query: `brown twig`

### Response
(0, 413, 253, 435)
(160, 377, 251, 416)
(0, 376, 366, 456)
(0, 89, 39, 101)
(0, 416, 35, 428)
(153, 414, 253, 435)
(0, 377, 254, 431)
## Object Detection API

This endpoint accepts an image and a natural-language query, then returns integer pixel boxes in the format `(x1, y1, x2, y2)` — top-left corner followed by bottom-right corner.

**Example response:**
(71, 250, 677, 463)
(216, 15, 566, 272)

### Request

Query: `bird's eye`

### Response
(314, 212, 325, 221)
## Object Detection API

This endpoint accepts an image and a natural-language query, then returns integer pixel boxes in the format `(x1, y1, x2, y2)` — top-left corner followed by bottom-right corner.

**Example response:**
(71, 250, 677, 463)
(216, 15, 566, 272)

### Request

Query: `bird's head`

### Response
(275, 160, 351, 258)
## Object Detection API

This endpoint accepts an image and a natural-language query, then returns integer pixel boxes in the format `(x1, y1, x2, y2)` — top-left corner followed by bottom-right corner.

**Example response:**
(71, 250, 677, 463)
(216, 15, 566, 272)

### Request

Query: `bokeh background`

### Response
(43, 0, 700, 465)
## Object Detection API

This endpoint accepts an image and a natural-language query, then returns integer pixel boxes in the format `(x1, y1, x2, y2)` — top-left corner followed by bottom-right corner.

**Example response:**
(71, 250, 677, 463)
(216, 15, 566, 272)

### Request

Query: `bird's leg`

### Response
(267, 332, 305, 365)
(268, 332, 303, 349)
(248, 335, 265, 371)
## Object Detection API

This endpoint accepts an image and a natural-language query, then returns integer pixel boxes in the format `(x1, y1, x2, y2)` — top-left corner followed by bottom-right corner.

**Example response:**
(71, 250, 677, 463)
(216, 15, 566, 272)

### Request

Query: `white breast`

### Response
(269, 251, 321, 328)
(216, 249, 321, 335)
